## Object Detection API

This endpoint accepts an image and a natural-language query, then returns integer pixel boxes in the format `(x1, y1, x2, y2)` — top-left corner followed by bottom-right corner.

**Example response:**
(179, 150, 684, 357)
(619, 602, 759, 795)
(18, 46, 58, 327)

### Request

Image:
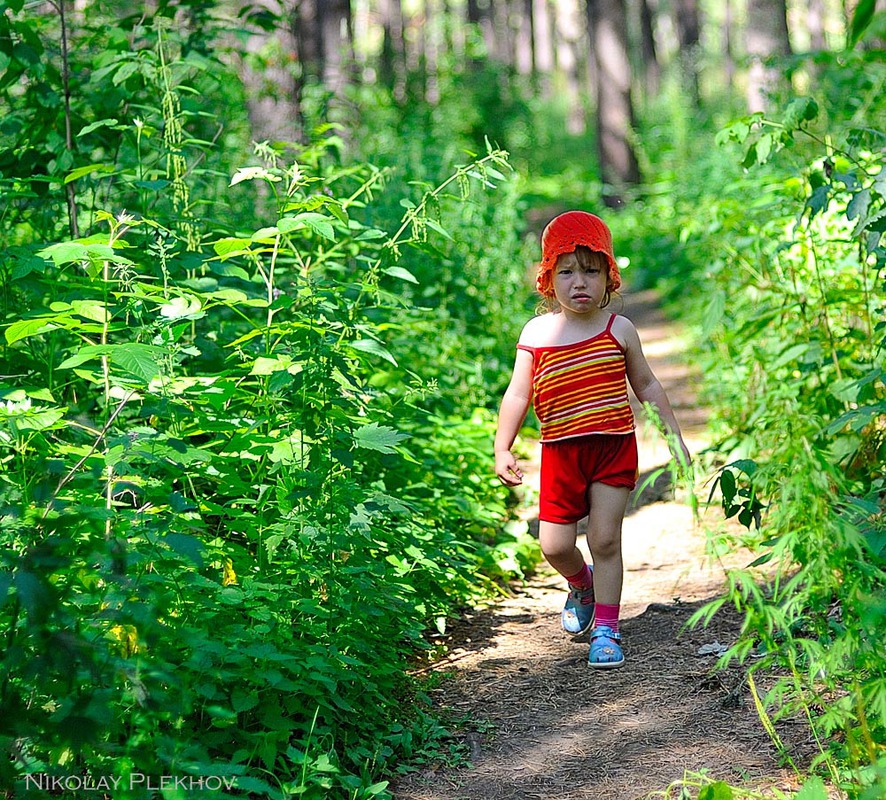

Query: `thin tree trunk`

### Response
(745, 0, 792, 113)
(672, 0, 701, 105)
(556, 0, 584, 133)
(587, 0, 641, 206)
(515, 0, 534, 74)
(638, 0, 661, 101)
(58, 0, 79, 237)
(807, 0, 826, 50)
(379, 0, 406, 100)
(468, 0, 496, 58)
(584, 0, 598, 112)
(723, 0, 735, 91)
(532, 0, 554, 96)
(493, 0, 514, 64)
(425, 0, 440, 103)
(242, 1, 302, 145)
(294, 0, 322, 83)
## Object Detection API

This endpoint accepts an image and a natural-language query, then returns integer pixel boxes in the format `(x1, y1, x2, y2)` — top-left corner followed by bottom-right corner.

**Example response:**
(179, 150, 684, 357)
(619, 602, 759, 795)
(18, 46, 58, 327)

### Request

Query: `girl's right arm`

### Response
(494, 347, 535, 486)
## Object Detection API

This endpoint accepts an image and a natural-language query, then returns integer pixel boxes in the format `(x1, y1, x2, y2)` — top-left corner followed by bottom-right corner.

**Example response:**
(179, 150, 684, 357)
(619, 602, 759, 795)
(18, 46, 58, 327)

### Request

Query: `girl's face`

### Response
(553, 249, 609, 314)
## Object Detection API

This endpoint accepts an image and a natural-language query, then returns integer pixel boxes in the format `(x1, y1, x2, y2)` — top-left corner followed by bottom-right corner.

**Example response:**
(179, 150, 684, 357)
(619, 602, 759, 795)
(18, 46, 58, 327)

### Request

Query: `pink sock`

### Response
(565, 564, 594, 604)
(595, 603, 620, 632)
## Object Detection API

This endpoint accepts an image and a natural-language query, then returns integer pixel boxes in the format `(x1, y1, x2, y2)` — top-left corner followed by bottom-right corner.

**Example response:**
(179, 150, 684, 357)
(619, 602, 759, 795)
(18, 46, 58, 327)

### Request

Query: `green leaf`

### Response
(37, 241, 89, 265)
(160, 296, 203, 320)
(69, 301, 110, 323)
(161, 533, 205, 566)
(59, 344, 164, 382)
(848, 0, 877, 47)
(727, 458, 758, 477)
(278, 212, 336, 241)
(233, 776, 277, 793)
(0, 573, 11, 608)
(251, 226, 280, 241)
(64, 163, 115, 184)
(782, 97, 819, 129)
(108, 344, 164, 382)
(212, 237, 252, 256)
(795, 777, 827, 800)
(4, 317, 60, 345)
(0, 405, 65, 431)
(356, 228, 387, 241)
(348, 339, 398, 366)
(230, 166, 282, 185)
(698, 782, 734, 800)
(384, 266, 419, 284)
(13, 571, 48, 619)
(425, 218, 453, 240)
(77, 119, 120, 136)
(250, 355, 302, 376)
(719, 469, 736, 504)
(353, 422, 410, 454)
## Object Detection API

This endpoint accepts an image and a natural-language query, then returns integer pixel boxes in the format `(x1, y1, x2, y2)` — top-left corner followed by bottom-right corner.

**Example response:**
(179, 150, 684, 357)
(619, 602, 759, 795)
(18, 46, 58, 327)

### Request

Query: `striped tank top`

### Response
(517, 314, 634, 443)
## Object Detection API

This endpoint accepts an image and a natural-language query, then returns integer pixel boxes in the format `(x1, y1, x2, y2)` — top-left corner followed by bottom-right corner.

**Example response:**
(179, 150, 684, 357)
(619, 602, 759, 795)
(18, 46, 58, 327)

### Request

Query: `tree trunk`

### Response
(587, 0, 641, 206)
(494, 0, 515, 64)
(807, 0, 826, 50)
(424, 0, 440, 103)
(532, 0, 554, 96)
(723, 0, 735, 91)
(638, 0, 661, 101)
(555, 0, 584, 133)
(745, 0, 792, 113)
(583, 0, 598, 113)
(468, 0, 496, 58)
(515, 0, 535, 74)
(294, 0, 322, 83)
(320, 0, 352, 96)
(672, 0, 701, 105)
(379, 0, 406, 100)
(241, 1, 302, 145)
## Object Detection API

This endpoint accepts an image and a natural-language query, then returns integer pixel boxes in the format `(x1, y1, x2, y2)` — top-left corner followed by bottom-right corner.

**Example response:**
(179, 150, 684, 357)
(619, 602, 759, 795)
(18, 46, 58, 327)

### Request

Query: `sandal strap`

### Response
(590, 626, 621, 642)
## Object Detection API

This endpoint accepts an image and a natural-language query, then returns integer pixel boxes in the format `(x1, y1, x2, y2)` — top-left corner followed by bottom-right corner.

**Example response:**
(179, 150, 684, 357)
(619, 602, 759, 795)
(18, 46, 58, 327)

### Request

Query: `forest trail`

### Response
(393, 290, 803, 800)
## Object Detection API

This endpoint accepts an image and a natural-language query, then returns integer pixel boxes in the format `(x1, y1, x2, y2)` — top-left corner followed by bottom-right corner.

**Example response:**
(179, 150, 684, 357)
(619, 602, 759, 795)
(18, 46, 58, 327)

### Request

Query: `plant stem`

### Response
(56, 0, 79, 238)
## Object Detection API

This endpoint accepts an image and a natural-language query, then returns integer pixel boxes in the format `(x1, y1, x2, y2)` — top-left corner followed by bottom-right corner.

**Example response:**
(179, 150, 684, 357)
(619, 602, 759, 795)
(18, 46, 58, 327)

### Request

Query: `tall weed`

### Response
(673, 50, 886, 797)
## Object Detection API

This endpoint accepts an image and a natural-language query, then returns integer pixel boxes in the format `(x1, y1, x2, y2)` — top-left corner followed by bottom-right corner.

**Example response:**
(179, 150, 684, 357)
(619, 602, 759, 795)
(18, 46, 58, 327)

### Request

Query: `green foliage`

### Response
(660, 50, 886, 799)
(0, 8, 538, 797)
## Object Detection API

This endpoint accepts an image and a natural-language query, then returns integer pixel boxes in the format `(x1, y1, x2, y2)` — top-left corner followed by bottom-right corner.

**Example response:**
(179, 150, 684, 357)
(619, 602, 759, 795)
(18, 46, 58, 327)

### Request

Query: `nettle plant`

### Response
(692, 58, 886, 795)
(0, 138, 521, 798)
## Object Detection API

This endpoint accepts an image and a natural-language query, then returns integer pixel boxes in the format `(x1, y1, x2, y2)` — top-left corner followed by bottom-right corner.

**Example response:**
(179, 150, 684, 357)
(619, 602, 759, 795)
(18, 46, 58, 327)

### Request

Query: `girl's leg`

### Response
(585, 482, 630, 605)
(586, 482, 630, 667)
(537, 520, 584, 577)
(538, 521, 594, 639)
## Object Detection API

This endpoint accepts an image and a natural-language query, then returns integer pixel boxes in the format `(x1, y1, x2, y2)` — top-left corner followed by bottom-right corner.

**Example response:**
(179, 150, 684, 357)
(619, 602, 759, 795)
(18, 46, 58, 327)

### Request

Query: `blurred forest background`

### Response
(0, 0, 884, 798)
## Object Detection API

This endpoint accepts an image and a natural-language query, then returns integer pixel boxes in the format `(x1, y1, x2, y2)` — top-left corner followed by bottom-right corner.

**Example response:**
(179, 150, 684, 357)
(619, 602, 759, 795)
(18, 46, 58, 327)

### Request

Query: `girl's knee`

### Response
(588, 530, 621, 559)
(538, 522, 579, 562)
(540, 537, 577, 562)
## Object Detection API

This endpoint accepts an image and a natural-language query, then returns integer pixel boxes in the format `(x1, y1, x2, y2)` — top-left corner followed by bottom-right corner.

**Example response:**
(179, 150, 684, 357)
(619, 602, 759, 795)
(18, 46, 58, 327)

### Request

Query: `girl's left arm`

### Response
(617, 317, 692, 466)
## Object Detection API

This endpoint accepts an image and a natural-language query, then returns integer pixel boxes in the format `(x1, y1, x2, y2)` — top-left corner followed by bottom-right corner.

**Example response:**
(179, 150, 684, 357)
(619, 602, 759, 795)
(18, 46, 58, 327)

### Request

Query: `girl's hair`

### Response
(539, 246, 621, 313)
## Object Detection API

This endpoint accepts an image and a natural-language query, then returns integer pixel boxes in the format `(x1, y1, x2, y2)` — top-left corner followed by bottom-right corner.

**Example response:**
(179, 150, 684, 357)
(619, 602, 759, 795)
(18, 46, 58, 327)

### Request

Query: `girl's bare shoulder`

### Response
(517, 312, 559, 347)
(609, 313, 641, 349)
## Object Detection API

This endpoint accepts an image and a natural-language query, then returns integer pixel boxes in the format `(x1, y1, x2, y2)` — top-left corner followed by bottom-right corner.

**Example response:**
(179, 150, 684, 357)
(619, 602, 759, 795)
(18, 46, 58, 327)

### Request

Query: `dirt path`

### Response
(393, 290, 803, 800)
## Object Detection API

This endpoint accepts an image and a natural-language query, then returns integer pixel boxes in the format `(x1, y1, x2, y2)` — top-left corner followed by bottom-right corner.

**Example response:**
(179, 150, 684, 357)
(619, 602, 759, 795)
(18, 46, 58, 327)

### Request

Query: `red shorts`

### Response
(538, 433, 638, 524)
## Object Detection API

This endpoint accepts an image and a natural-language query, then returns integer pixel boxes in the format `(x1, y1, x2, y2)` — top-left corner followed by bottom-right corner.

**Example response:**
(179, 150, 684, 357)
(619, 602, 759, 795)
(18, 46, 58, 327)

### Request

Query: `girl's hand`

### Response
(495, 451, 524, 486)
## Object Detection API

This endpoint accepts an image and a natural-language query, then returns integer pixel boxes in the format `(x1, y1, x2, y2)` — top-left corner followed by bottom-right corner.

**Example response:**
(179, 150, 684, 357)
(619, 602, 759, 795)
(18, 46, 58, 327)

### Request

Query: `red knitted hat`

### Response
(536, 211, 621, 298)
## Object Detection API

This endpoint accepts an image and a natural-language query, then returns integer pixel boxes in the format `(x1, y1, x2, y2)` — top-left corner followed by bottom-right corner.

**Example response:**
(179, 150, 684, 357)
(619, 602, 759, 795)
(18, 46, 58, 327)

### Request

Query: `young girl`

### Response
(494, 210, 690, 669)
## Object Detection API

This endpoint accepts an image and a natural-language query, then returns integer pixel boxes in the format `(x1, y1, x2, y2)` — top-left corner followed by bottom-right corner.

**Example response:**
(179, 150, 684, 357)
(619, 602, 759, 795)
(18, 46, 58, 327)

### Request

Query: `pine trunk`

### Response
(745, 0, 792, 112)
(587, 0, 641, 206)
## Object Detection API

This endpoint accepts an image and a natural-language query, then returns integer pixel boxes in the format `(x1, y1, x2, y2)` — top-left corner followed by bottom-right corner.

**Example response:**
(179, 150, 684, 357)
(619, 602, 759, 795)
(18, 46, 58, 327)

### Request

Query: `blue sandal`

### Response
(588, 625, 624, 669)
(561, 582, 595, 641)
